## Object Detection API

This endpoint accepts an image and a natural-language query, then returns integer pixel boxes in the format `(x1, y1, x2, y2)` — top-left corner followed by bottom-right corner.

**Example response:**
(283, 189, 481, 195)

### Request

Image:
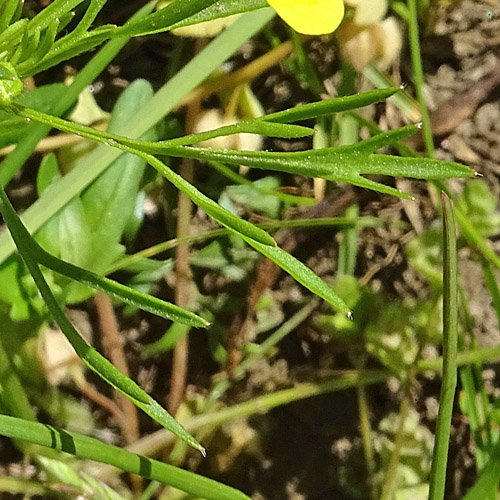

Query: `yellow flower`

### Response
(267, 0, 345, 35)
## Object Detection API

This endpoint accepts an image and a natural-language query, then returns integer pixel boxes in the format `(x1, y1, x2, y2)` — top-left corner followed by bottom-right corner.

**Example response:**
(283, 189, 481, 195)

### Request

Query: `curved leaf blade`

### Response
(241, 234, 351, 316)
(0, 415, 249, 500)
(0, 186, 205, 453)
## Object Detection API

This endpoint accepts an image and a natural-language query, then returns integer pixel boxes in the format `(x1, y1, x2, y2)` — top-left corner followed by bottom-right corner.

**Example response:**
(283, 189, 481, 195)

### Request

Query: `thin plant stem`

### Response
(407, 0, 435, 157)
(357, 385, 376, 500)
(77, 381, 124, 421)
(378, 393, 411, 500)
(95, 292, 140, 445)
(167, 155, 195, 416)
(108, 216, 393, 274)
(94, 338, 500, 481)
(379, 344, 426, 500)
(168, 39, 205, 416)
(428, 193, 458, 500)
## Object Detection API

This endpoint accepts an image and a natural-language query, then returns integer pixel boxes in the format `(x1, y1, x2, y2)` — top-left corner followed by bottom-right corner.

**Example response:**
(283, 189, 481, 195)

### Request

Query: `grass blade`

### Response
(0, 415, 250, 500)
(428, 192, 458, 500)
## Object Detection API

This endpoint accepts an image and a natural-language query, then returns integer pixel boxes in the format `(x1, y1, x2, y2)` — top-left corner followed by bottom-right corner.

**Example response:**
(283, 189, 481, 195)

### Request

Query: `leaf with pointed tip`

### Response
(240, 234, 351, 315)
(260, 87, 401, 123)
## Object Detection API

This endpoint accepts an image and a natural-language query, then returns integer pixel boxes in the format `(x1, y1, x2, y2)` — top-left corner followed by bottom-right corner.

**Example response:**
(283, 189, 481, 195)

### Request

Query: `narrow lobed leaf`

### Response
(167, 0, 269, 31)
(11, 105, 276, 247)
(117, 0, 220, 37)
(38, 246, 209, 327)
(0, 0, 21, 33)
(260, 87, 402, 124)
(240, 234, 351, 316)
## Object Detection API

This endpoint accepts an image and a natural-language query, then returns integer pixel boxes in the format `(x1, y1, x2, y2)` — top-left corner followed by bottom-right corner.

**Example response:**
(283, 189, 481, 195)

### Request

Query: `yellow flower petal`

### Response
(267, 0, 345, 35)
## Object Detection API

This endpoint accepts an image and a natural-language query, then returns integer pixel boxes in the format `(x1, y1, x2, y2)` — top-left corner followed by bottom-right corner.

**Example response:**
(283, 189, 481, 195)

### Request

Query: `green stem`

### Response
(407, 0, 435, 157)
(428, 193, 458, 500)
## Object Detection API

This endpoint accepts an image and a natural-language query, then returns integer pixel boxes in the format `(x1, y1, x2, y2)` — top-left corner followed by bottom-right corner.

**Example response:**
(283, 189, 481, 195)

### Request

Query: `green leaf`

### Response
(428, 193, 459, 500)
(0, 255, 34, 320)
(260, 87, 402, 123)
(0, 8, 276, 264)
(119, 0, 240, 37)
(80, 79, 157, 274)
(36, 154, 91, 270)
(164, 131, 475, 199)
(463, 442, 500, 500)
(10, 104, 276, 247)
(0, 83, 66, 148)
(240, 234, 351, 315)
(0, 0, 22, 33)
(0, 415, 251, 500)
(26, 0, 222, 76)
(0, 186, 206, 454)
(167, 0, 269, 31)
(226, 176, 282, 218)
(0, 61, 23, 106)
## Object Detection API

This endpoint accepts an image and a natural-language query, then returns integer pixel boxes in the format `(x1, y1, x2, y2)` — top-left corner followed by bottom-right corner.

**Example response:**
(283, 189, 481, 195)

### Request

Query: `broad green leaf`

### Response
(80, 79, 156, 274)
(0, 415, 251, 500)
(226, 176, 282, 219)
(35, 154, 92, 303)
(0, 255, 35, 320)
(36, 154, 91, 269)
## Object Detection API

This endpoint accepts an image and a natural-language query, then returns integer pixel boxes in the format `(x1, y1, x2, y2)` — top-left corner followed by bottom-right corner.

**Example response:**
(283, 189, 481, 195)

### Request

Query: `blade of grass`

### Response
(428, 192, 458, 500)
(96, 340, 500, 476)
(0, 415, 250, 500)
(407, 0, 434, 156)
(457, 286, 491, 472)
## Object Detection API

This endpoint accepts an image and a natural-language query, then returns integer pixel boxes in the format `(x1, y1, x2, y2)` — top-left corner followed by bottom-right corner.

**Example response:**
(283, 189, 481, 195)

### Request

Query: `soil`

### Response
(1, 1, 500, 499)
